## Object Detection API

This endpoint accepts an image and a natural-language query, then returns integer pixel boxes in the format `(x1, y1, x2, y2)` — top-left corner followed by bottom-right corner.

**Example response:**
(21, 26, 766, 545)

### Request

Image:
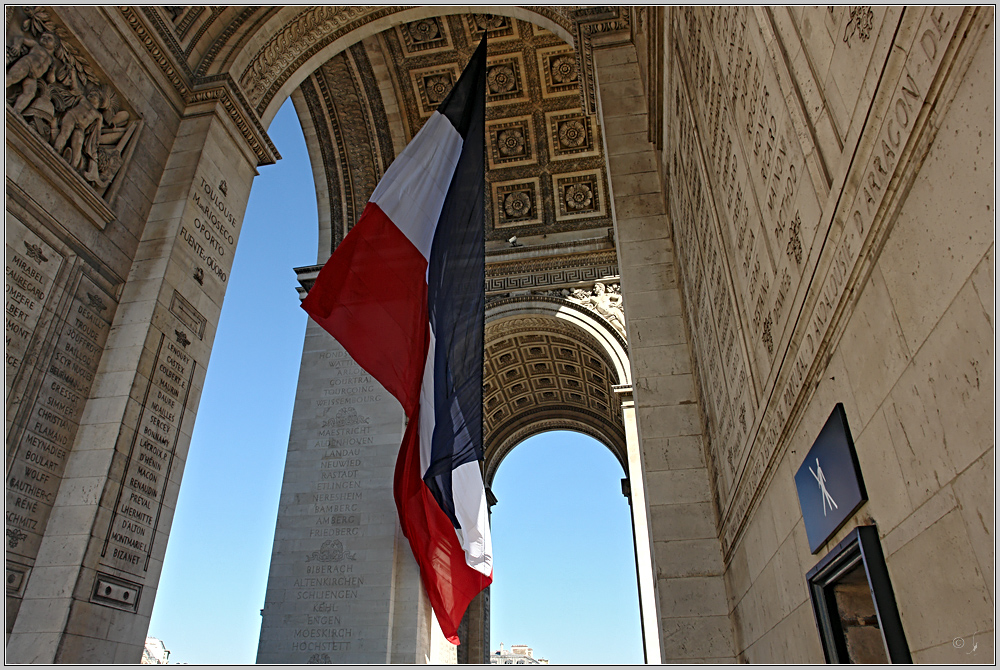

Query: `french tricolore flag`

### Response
(300, 37, 492, 643)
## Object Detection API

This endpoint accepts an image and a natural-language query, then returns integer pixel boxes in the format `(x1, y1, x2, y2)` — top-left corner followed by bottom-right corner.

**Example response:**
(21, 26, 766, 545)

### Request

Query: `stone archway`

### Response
(482, 297, 630, 482)
(450, 296, 661, 664)
(5, 6, 644, 664)
(11, 4, 993, 666)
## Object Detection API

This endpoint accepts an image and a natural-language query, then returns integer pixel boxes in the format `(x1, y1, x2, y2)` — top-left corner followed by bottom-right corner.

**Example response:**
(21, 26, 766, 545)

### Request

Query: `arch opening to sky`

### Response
(489, 430, 643, 665)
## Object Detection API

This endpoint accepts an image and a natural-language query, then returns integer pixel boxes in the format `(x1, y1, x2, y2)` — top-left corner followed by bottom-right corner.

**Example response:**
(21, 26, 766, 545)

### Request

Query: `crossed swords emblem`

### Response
(808, 457, 838, 516)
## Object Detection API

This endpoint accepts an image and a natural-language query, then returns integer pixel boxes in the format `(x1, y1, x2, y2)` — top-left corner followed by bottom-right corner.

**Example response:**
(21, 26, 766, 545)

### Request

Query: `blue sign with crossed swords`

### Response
(794, 404, 868, 553)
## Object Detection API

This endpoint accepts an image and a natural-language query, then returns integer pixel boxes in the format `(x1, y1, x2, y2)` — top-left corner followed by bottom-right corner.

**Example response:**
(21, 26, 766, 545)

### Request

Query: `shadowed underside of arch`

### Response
(482, 302, 629, 486)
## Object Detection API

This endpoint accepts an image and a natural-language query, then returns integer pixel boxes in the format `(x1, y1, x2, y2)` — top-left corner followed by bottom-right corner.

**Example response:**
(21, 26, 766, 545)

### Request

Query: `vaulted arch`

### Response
(482, 296, 631, 484)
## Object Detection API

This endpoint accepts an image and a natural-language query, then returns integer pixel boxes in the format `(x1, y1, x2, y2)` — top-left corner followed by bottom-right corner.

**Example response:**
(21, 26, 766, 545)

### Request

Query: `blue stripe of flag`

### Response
(424, 36, 487, 528)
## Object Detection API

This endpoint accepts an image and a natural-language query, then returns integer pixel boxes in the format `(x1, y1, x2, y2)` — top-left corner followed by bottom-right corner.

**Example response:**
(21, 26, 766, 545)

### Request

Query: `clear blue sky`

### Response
(148, 99, 643, 665)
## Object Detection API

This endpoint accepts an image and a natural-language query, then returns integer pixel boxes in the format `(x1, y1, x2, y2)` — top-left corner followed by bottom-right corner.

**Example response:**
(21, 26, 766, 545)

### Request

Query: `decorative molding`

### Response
(125, 6, 192, 97)
(175, 6, 204, 41)
(572, 7, 633, 115)
(238, 6, 401, 116)
(182, 6, 223, 58)
(487, 296, 628, 351)
(194, 7, 273, 78)
(299, 76, 344, 247)
(486, 249, 619, 292)
(187, 75, 279, 165)
(300, 45, 394, 252)
(119, 7, 279, 166)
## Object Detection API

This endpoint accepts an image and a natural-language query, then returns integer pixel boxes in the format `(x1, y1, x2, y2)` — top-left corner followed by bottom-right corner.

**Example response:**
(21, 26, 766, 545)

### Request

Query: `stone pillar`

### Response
(257, 291, 453, 664)
(615, 385, 664, 663)
(615, 386, 663, 663)
(6, 103, 265, 663)
(456, 587, 489, 664)
(594, 44, 737, 662)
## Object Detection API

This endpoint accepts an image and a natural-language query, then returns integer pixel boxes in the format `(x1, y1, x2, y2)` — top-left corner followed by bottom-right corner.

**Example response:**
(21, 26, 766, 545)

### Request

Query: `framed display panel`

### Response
(806, 526, 912, 664)
(794, 403, 868, 553)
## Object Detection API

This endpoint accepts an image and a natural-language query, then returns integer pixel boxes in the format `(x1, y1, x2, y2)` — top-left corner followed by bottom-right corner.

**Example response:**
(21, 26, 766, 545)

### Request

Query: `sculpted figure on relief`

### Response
(6, 30, 57, 113)
(6, 7, 136, 195)
(564, 281, 627, 338)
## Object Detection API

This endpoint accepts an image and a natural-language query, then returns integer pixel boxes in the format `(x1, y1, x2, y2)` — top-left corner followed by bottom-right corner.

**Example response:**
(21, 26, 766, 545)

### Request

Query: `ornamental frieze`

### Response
(563, 281, 626, 339)
(6, 6, 141, 199)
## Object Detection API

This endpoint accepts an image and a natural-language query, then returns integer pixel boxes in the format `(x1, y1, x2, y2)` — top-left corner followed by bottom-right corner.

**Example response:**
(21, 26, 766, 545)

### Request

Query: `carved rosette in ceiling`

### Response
(6, 6, 141, 201)
(395, 16, 452, 55)
(371, 15, 614, 242)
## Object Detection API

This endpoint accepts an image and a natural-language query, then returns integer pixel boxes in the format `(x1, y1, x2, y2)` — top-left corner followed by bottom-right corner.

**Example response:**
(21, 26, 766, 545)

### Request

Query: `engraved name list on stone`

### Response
(5, 218, 62, 395)
(259, 333, 406, 663)
(100, 334, 195, 574)
(178, 176, 241, 286)
(6, 270, 113, 564)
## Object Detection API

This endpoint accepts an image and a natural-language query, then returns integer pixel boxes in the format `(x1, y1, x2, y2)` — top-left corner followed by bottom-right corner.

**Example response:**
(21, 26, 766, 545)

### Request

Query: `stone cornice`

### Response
(486, 248, 618, 278)
(572, 6, 633, 114)
(117, 6, 279, 166)
(239, 6, 402, 117)
(194, 75, 280, 165)
(117, 5, 637, 164)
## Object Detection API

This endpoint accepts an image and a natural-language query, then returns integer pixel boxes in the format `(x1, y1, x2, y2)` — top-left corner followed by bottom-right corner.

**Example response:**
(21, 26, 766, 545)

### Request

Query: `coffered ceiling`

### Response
(295, 13, 615, 252)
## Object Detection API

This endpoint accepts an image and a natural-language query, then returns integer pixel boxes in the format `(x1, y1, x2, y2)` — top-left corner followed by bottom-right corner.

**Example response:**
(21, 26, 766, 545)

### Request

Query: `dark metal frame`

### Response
(805, 525, 912, 663)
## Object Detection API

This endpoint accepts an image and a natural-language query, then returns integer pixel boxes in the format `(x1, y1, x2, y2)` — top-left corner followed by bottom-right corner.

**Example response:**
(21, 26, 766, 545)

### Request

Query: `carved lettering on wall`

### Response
(666, 6, 966, 556)
(5, 222, 62, 395)
(6, 267, 112, 565)
(258, 341, 396, 660)
(100, 334, 195, 577)
(177, 175, 242, 285)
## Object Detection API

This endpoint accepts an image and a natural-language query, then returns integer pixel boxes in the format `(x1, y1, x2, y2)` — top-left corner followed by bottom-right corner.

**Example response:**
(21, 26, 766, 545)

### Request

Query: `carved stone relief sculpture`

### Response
(563, 281, 627, 339)
(6, 6, 140, 199)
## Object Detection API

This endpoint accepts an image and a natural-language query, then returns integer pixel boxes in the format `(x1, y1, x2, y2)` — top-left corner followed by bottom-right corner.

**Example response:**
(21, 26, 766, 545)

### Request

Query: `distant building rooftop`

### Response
(491, 643, 548, 665)
(141, 637, 170, 665)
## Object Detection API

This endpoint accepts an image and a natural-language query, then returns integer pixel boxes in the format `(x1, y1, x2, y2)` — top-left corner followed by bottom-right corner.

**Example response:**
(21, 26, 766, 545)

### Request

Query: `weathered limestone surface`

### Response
(5, 5, 993, 665)
(595, 44, 736, 663)
(649, 5, 993, 663)
(256, 321, 453, 664)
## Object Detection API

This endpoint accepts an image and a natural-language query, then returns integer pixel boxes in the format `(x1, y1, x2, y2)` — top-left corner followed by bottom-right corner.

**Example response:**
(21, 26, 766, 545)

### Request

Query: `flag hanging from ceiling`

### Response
(300, 36, 491, 644)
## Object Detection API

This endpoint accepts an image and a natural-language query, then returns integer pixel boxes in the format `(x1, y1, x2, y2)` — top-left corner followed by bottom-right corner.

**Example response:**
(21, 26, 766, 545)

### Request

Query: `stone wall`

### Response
(5, 5, 181, 659)
(257, 319, 457, 664)
(5, 5, 269, 662)
(5, 5, 993, 665)
(630, 6, 993, 663)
